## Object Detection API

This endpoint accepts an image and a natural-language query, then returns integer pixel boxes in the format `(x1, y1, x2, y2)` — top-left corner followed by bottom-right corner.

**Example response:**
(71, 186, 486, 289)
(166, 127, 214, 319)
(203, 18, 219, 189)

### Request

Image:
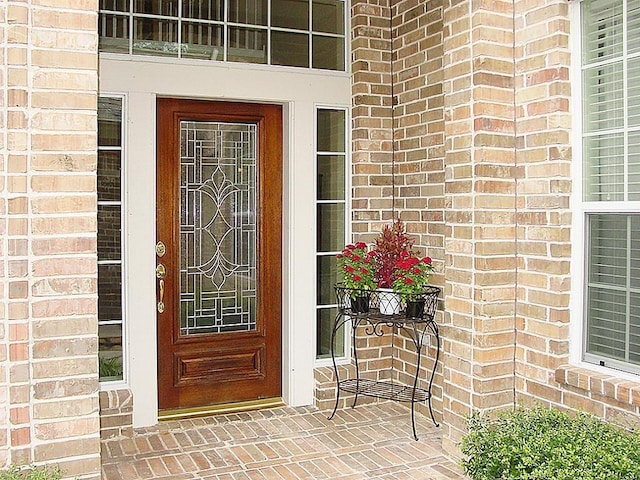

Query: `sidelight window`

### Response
(315, 107, 348, 360)
(97, 96, 126, 382)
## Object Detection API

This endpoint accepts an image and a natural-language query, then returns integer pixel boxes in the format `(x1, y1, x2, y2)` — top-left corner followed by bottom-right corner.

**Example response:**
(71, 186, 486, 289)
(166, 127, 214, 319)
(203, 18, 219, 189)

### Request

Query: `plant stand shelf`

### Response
(328, 285, 441, 441)
(337, 379, 430, 403)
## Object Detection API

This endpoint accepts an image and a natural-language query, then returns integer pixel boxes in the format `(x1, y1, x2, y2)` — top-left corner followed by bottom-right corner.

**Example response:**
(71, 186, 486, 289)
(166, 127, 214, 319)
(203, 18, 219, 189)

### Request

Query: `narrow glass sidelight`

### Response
(315, 108, 347, 359)
(97, 96, 125, 382)
(179, 121, 257, 335)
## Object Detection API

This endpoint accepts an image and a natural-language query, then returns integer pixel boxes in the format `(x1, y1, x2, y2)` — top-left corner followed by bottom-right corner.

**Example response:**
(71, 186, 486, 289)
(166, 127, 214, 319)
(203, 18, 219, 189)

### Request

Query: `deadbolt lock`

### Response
(156, 241, 166, 258)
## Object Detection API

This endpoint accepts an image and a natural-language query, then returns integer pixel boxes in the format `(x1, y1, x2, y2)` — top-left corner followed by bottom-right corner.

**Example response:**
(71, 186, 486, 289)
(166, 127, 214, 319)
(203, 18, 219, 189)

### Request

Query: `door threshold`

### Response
(158, 397, 285, 421)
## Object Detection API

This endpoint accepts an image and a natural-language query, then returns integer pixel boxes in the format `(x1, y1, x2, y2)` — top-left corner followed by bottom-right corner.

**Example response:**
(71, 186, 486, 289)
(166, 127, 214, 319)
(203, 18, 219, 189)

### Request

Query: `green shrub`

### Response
(99, 356, 122, 378)
(0, 465, 62, 480)
(460, 405, 640, 480)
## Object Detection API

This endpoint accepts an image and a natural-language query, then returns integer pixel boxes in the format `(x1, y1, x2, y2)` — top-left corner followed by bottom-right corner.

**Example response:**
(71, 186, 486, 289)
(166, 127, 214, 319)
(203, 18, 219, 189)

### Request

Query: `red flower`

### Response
(397, 256, 419, 270)
(355, 241, 367, 249)
(346, 244, 356, 250)
(336, 254, 343, 259)
(360, 268, 370, 274)
(422, 256, 432, 264)
(412, 267, 422, 274)
(352, 274, 362, 282)
(404, 277, 414, 285)
(345, 266, 354, 272)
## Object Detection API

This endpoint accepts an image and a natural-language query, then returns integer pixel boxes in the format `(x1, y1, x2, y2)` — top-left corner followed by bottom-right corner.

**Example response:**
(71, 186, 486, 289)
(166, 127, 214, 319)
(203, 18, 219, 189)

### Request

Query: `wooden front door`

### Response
(156, 98, 282, 411)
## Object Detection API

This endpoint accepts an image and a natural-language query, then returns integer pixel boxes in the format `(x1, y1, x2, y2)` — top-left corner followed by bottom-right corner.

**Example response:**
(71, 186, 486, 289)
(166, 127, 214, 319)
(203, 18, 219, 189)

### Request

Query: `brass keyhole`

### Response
(156, 263, 166, 279)
(156, 241, 166, 258)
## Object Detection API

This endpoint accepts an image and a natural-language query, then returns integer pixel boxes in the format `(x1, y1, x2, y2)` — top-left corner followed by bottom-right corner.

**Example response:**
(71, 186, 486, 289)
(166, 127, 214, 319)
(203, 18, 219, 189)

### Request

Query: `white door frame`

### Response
(99, 55, 351, 427)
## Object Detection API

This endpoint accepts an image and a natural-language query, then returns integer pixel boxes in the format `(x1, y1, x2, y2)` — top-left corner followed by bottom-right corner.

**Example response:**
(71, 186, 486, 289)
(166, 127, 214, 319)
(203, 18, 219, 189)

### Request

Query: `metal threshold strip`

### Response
(158, 397, 285, 421)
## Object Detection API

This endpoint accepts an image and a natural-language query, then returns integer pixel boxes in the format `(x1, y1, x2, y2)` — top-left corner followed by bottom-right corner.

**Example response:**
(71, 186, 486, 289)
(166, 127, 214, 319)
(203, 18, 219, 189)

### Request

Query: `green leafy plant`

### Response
(372, 218, 415, 288)
(337, 242, 377, 294)
(461, 405, 640, 480)
(392, 253, 434, 300)
(99, 356, 123, 379)
(0, 465, 62, 480)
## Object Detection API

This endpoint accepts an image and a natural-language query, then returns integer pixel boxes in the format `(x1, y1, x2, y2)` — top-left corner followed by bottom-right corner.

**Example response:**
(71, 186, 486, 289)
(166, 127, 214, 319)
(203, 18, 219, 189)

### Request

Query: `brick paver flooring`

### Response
(101, 402, 469, 479)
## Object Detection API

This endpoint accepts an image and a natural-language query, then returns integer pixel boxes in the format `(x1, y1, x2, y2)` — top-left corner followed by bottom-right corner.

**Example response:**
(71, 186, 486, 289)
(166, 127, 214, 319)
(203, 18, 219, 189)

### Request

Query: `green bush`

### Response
(460, 405, 640, 480)
(0, 465, 62, 480)
(99, 356, 122, 378)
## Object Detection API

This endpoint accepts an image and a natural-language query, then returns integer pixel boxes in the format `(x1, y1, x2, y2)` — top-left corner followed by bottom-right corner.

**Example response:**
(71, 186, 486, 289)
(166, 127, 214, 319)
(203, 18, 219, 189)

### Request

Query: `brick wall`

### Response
(388, 0, 446, 422)
(513, 1, 572, 410)
(513, 0, 640, 429)
(0, 2, 7, 468)
(0, 2, 100, 478)
(99, 390, 132, 440)
(440, 0, 518, 449)
(326, 0, 640, 458)
(351, 0, 394, 239)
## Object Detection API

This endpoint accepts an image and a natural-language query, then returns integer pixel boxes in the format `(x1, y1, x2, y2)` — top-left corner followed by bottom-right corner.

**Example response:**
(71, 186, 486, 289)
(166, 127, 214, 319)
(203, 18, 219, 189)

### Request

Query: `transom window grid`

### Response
(99, 0, 346, 71)
(582, 0, 640, 374)
(97, 96, 125, 382)
(315, 108, 348, 361)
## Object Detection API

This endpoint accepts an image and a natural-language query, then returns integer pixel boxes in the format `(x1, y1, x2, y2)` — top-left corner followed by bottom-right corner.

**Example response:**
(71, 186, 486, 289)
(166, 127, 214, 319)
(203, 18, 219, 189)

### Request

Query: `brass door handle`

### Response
(158, 279, 165, 314)
(157, 263, 166, 313)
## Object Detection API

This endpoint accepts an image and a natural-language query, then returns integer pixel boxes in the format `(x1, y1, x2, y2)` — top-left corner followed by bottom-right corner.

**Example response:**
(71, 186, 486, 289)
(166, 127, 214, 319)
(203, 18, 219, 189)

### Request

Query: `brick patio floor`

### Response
(101, 402, 469, 479)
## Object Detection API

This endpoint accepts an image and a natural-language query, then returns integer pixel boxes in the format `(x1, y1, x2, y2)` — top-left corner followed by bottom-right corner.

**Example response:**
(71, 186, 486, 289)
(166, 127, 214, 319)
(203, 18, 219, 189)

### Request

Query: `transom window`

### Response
(98, 0, 346, 70)
(581, 0, 640, 373)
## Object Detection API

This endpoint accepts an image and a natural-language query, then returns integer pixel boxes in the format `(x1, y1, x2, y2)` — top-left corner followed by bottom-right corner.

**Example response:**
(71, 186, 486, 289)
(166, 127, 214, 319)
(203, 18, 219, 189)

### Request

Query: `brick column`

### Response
(1, 2, 100, 477)
(351, 0, 393, 240)
(513, 1, 572, 409)
(0, 1, 7, 467)
(441, 0, 518, 450)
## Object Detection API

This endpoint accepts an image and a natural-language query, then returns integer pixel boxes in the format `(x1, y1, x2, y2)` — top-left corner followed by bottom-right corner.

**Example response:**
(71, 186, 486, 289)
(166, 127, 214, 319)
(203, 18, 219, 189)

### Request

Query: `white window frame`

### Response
(314, 105, 351, 366)
(570, 0, 640, 377)
(98, 0, 348, 71)
(98, 93, 129, 388)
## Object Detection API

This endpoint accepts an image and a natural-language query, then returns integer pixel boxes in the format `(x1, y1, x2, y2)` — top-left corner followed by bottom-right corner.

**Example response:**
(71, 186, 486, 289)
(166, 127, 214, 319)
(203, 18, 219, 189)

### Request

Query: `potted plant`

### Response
(337, 242, 377, 313)
(392, 253, 435, 318)
(372, 219, 415, 315)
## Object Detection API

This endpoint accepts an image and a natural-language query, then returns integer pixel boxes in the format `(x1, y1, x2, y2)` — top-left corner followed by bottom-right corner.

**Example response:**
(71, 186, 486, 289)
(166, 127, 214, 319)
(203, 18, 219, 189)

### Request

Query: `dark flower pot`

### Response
(351, 295, 370, 313)
(405, 299, 425, 318)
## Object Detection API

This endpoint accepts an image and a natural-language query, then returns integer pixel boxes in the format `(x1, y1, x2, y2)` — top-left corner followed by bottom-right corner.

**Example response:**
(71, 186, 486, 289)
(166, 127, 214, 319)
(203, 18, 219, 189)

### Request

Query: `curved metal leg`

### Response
(409, 323, 421, 440)
(426, 320, 440, 427)
(328, 312, 343, 420)
(427, 395, 439, 428)
(351, 317, 360, 409)
(411, 403, 419, 441)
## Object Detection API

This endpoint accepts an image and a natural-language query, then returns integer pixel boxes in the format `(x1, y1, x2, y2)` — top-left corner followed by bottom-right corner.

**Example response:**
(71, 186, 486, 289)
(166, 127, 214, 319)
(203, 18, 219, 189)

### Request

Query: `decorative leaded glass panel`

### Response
(179, 121, 257, 335)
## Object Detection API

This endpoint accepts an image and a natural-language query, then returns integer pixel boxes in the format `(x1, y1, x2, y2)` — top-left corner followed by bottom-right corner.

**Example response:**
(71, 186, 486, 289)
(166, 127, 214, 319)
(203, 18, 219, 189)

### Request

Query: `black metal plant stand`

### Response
(328, 285, 441, 441)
